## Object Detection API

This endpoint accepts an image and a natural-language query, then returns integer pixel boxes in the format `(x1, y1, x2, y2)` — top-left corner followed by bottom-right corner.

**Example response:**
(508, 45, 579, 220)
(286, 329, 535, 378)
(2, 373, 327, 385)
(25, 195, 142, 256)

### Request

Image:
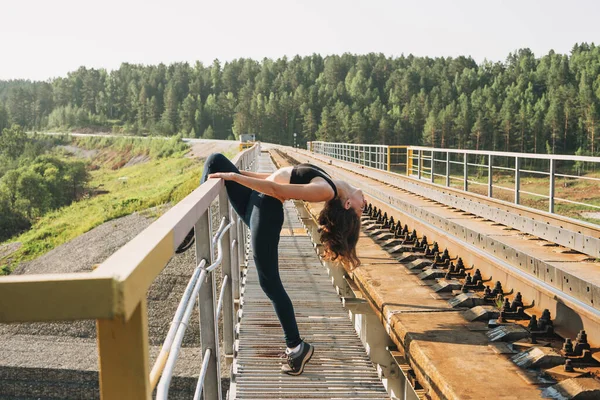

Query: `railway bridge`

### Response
(1, 141, 600, 399)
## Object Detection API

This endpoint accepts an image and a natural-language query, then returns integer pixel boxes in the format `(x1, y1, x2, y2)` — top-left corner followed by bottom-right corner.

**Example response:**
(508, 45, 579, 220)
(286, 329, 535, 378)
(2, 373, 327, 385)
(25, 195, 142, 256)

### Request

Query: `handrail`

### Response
(212, 217, 228, 248)
(156, 214, 236, 398)
(207, 219, 235, 273)
(193, 348, 213, 400)
(216, 275, 229, 317)
(308, 141, 600, 225)
(408, 144, 600, 163)
(155, 269, 207, 399)
(149, 259, 207, 390)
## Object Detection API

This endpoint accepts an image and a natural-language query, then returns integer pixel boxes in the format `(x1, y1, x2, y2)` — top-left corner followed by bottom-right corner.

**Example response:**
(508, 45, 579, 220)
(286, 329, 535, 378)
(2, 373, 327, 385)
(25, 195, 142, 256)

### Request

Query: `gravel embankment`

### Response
(0, 144, 241, 398)
(0, 201, 232, 398)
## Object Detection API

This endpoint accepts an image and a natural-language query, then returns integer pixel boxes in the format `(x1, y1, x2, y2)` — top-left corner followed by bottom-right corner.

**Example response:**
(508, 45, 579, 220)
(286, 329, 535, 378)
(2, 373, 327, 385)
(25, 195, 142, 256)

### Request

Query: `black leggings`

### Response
(201, 153, 301, 348)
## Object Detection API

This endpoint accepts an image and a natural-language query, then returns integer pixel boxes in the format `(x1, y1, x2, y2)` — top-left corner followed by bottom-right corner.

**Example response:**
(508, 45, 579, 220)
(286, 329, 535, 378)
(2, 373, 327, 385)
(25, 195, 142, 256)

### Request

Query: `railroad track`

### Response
(270, 147, 600, 400)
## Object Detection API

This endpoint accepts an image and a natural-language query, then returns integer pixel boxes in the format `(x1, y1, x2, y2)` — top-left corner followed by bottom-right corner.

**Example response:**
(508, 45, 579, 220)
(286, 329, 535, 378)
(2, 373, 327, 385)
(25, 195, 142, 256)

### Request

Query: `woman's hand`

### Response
(208, 172, 238, 181)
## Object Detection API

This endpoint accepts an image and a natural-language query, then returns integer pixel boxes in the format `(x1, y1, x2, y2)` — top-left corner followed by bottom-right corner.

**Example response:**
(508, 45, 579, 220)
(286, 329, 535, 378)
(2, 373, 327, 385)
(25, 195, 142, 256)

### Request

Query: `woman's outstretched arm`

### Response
(240, 171, 272, 179)
(208, 172, 334, 203)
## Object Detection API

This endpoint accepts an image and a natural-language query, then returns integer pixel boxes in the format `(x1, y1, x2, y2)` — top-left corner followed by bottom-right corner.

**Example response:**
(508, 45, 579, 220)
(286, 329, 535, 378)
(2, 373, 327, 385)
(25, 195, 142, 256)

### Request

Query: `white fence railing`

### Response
(308, 141, 600, 218)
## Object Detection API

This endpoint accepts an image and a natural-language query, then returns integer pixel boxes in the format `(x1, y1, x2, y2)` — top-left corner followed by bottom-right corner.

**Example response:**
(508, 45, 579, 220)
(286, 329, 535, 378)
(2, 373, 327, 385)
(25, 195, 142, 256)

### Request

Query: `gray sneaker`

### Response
(281, 341, 314, 375)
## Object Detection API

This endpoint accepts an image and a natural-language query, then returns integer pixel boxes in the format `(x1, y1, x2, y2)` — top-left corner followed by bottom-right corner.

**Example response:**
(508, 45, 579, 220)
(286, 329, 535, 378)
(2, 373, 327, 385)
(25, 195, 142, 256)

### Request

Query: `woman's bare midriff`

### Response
(265, 166, 330, 203)
(266, 166, 294, 184)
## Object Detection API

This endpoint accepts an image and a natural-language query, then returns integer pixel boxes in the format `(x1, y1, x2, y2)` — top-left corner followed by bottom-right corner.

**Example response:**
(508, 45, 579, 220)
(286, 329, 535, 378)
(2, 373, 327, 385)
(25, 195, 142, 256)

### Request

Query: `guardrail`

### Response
(0, 143, 260, 400)
(308, 141, 600, 222)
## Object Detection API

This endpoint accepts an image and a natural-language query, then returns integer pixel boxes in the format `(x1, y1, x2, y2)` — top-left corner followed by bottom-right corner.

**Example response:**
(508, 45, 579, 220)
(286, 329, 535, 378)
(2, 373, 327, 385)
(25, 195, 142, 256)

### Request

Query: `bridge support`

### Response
(97, 300, 151, 400)
(220, 191, 235, 365)
(196, 210, 221, 400)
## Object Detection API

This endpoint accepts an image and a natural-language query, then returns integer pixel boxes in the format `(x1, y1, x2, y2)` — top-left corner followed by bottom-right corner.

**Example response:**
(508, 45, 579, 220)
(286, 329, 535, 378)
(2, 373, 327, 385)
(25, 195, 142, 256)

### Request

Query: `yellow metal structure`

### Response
(387, 147, 391, 171)
(239, 141, 255, 151)
(0, 144, 260, 400)
(387, 145, 409, 174)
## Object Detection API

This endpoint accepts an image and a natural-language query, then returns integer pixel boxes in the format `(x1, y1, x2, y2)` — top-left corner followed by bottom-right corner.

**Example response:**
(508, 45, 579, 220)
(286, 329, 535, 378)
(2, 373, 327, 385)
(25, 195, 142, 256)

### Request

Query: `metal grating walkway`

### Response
(231, 153, 388, 400)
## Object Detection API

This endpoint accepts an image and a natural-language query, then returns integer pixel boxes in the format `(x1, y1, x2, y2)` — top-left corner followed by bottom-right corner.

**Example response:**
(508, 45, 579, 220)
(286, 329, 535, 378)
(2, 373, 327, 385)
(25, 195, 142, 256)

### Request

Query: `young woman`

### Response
(198, 153, 365, 375)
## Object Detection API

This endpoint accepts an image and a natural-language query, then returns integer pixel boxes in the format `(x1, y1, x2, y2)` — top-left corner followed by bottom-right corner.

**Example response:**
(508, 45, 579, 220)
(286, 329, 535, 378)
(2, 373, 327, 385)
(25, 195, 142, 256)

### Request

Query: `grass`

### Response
(72, 135, 189, 167)
(0, 156, 204, 273)
(1, 133, 241, 274)
(0, 133, 235, 273)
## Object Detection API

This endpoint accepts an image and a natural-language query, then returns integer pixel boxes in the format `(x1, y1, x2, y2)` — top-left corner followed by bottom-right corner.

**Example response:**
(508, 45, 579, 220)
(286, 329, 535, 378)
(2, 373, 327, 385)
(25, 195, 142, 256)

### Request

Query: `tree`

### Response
(545, 93, 563, 154)
(350, 111, 367, 143)
(1, 169, 21, 207)
(179, 94, 198, 135)
(454, 94, 471, 148)
(0, 125, 26, 159)
(378, 114, 392, 144)
(160, 85, 178, 134)
(317, 107, 337, 142)
(500, 88, 518, 151)
(65, 160, 89, 200)
(17, 170, 50, 218)
(0, 189, 29, 242)
(137, 86, 149, 128)
(423, 111, 440, 147)
(7, 87, 32, 128)
(0, 103, 9, 133)
(1, 46, 600, 154)
(203, 125, 215, 139)
(579, 71, 597, 155)
(302, 108, 318, 142)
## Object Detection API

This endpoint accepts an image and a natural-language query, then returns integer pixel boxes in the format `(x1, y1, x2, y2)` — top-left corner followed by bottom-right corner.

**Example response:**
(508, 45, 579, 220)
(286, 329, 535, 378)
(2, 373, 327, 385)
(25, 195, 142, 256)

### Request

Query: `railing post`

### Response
(430, 150, 435, 183)
(407, 149, 413, 176)
(549, 158, 555, 213)
(445, 151, 450, 187)
(230, 213, 240, 302)
(97, 300, 151, 400)
(417, 150, 422, 179)
(387, 146, 391, 172)
(238, 216, 245, 271)
(219, 190, 235, 362)
(515, 156, 521, 205)
(195, 210, 221, 400)
(463, 152, 468, 191)
(488, 155, 493, 198)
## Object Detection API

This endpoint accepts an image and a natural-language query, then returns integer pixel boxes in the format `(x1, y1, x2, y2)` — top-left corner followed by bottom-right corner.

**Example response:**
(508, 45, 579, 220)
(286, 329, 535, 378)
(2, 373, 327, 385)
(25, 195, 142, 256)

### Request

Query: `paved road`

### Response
(41, 132, 240, 159)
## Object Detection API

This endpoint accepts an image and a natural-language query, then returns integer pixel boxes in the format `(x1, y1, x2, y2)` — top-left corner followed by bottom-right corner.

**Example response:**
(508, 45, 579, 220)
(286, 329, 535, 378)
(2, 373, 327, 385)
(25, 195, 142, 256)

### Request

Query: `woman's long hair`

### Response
(318, 197, 361, 269)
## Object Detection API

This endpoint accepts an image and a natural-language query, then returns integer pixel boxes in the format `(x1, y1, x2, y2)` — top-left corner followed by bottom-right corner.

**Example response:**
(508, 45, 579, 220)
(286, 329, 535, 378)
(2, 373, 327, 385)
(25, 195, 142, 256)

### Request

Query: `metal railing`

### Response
(308, 141, 600, 221)
(0, 143, 260, 400)
(311, 141, 390, 171)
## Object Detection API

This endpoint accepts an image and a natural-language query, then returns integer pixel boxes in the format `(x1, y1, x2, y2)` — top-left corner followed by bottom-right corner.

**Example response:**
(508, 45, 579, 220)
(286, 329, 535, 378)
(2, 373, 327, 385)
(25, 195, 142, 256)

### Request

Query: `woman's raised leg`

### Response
(177, 153, 252, 253)
(202, 153, 253, 224)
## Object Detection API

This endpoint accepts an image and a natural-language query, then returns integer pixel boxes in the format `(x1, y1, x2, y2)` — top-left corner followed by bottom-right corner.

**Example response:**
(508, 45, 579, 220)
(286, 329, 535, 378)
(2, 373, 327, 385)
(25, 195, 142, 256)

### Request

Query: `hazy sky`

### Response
(2, 0, 598, 81)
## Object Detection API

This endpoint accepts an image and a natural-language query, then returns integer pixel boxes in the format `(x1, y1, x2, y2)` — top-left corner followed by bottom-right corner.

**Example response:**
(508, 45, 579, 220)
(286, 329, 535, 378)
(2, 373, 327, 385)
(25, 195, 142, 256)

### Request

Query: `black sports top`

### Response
(290, 163, 338, 198)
